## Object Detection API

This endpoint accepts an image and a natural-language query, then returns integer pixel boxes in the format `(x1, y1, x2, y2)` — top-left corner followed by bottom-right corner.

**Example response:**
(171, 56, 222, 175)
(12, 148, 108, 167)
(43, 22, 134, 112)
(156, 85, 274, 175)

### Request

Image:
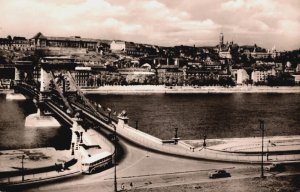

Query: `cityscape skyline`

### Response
(0, 0, 299, 51)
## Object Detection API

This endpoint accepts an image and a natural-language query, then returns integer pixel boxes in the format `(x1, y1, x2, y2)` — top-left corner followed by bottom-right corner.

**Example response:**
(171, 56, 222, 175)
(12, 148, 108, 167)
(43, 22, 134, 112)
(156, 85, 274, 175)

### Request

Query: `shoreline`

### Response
(81, 85, 300, 94)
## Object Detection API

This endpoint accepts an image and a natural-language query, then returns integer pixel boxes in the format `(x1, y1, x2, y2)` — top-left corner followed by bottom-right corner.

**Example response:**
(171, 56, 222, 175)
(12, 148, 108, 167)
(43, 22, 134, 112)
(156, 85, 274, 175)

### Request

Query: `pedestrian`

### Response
(121, 183, 125, 191)
(130, 182, 133, 189)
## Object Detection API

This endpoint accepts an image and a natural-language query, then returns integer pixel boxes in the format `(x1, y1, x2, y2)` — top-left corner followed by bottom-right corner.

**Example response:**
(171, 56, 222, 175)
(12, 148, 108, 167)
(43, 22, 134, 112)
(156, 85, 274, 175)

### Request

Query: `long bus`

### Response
(81, 151, 113, 174)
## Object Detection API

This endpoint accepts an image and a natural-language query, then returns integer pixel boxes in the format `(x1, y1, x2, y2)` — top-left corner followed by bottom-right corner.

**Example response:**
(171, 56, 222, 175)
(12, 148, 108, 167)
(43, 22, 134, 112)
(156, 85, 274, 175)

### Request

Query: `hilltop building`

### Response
(217, 33, 235, 59)
(31, 32, 98, 51)
(110, 40, 137, 55)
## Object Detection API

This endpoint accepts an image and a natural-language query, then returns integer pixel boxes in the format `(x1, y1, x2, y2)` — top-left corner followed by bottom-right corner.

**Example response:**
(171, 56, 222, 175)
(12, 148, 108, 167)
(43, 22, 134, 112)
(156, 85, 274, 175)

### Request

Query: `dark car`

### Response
(208, 170, 231, 179)
(265, 163, 285, 172)
(108, 133, 119, 142)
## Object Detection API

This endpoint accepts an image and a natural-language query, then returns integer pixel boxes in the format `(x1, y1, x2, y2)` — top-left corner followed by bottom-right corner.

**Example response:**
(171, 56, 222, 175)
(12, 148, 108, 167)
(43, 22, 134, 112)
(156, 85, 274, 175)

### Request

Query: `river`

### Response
(0, 94, 71, 150)
(1, 93, 299, 149)
(87, 93, 300, 140)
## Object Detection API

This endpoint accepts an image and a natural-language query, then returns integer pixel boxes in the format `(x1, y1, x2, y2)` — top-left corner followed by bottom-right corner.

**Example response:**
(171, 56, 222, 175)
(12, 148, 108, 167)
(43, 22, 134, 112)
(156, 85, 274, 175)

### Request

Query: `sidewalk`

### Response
(107, 120, 300, 164)
(202, 136, 300, 153)
(0, 148, 81, 188)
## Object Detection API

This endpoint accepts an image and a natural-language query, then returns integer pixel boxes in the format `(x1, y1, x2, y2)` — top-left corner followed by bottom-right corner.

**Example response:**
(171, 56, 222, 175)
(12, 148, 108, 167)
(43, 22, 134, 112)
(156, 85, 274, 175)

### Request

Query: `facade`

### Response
(219, 49, 232, 59)
(14, 61, 34, 81)
(31, 32, 98, 50)
(183, 67, 216, 82)
(251, 51, 273, 59)
(0, 36, 30, 50)
(236, 69, 249, 85)
(110, 40, 126, 51)
(12, 37, 29, 48)
(296, 64, 300, 72)
(157, 65, 183, 85)
(75, 66, 92, 87)
(292, 74, 300, 84)
(240, 45, 278, 59)
(251, 69, 275, 83)
(0, 38, 11, 47)
(110, 40, 137, 55)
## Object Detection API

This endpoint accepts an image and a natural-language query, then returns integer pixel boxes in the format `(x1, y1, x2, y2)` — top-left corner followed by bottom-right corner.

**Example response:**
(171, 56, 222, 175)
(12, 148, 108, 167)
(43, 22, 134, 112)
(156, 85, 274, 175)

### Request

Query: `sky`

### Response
(0, 0, 299, 50)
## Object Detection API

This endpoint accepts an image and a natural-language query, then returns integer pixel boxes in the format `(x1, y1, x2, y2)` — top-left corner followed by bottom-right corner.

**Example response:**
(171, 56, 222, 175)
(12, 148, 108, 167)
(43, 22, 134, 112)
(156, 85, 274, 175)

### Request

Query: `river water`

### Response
(0, 94, 71, 150)
(87, 93, 300, 140)
(1, 93, 299, 149)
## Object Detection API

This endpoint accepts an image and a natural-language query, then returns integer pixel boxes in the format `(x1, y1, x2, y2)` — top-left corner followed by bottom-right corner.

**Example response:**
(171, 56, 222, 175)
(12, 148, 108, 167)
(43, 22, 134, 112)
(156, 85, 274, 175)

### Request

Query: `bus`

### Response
(81, 151, 113, 174)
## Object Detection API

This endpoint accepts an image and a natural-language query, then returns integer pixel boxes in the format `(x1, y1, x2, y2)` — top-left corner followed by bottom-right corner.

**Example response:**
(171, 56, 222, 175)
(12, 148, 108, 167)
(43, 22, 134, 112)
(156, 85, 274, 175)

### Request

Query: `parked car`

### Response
(208, 170, 231, 179)
(265, 163, 285, 172)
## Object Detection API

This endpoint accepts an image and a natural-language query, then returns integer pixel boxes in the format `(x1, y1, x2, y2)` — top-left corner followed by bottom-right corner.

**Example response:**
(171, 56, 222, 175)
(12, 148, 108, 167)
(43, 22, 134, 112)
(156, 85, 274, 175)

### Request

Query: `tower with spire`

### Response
(219, 32, 224, 49)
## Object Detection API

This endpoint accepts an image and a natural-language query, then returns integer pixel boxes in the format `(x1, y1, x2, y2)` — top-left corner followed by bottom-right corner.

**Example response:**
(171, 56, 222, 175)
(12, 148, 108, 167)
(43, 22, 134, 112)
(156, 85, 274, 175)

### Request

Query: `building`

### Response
(0, 37, 11, 49)
(251, 69, 275, 83)
(0, 36, 30, 50)
(75, 66, 92, 87)
(12, 36, 29, 48)
(296, 64, 300, 72)
(157, 65, 183, 85)
(219, 49, 232, 59)
(31, 32, 98, 50)
(292, 74, 300, 84)
(14, 60, 34, 81)
(240, 45, 278, 59)
(236, 69, 249, 85)
(110, 40, 137, 55)
(110, 40, 126, 51)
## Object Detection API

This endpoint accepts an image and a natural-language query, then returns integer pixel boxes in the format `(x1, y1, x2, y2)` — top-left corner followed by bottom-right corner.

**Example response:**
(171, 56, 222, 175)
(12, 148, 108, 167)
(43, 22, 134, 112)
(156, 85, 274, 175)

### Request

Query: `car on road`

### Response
(265, 163, 285, 172)
(208, 170, 231, 179)
(108, 133, 119, 142)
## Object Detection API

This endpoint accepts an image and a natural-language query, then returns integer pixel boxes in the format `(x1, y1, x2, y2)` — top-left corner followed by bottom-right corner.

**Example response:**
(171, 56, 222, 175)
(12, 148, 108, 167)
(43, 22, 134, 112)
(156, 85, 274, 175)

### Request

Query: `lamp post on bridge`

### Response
(108, 108, 112, 124)
(21, 155, 25, 182)
(112, 124, 118, 192)
(174, 128, 178, 144)
(71, 142, 75, 156)
(203, 127, 207, 148)
(259, 119, 265, 178)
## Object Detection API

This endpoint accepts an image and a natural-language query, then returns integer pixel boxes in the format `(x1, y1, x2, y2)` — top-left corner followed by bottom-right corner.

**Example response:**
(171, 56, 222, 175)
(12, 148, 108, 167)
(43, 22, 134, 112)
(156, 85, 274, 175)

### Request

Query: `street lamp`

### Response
(80, 132, 83, 143)
(71, 142, 75, 156)
(21, 155, 25, 182)
(203, 127, 207, 148)
(112, 124, 118, 192)
(259, 119, 265, 178)
(108, 110, 112, 124)
(174, 128, 178, 144)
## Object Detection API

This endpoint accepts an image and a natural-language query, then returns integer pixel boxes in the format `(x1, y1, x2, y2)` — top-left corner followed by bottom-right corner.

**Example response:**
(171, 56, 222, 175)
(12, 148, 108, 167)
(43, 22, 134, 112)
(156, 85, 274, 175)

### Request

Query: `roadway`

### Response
(20, 135, 287, 192)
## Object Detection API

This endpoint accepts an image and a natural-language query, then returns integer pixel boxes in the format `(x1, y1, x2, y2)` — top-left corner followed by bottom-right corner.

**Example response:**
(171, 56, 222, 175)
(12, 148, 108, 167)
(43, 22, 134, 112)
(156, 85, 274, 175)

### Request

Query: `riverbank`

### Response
(81, 85, 300, 94)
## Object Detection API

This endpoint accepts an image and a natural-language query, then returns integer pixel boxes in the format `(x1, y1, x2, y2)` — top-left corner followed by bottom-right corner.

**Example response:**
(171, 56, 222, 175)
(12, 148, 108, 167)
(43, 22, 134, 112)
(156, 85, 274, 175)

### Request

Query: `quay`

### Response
(82, 85, 300, 94)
